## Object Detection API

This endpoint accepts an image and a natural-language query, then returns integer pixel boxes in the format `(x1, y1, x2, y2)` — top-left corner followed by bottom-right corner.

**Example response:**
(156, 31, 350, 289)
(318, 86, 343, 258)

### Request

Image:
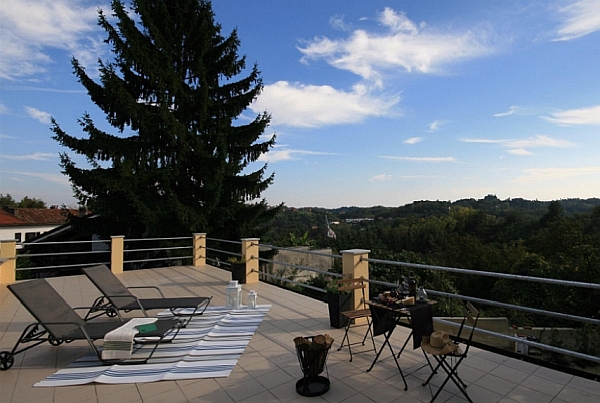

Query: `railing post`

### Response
(241, 238, 259, 284)
(111, 235, 125, 274)
(0, 239, 17, 284)
(193, 233, 206, 266)
(341, 249, 371, 311)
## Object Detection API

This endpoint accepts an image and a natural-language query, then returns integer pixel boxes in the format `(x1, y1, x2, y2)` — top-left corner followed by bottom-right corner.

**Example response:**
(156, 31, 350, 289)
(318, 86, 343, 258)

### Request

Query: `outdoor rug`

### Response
(35, 305, 271, 386)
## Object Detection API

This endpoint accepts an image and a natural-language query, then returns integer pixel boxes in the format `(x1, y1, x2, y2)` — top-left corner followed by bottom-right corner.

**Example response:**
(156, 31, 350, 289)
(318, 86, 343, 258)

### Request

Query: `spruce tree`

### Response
(52, 0, 279, 239)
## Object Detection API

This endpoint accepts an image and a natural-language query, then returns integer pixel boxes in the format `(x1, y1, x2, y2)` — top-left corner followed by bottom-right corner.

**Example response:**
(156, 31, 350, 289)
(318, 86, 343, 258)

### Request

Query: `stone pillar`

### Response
(0, 240, 17, 284)
(241, 238, 260, 284)
(111, 235, 125, 274)
(193, 233, 206, 266)
(341, 249, 371, 311)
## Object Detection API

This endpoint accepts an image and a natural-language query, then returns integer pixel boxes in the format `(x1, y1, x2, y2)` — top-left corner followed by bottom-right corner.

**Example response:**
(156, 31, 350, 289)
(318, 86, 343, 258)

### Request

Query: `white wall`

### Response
(0, 224, 58, 243)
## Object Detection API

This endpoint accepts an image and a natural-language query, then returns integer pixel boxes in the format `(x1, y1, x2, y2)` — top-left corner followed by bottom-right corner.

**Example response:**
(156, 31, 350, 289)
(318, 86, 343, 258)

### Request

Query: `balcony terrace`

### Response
(2, 263, 600, 403)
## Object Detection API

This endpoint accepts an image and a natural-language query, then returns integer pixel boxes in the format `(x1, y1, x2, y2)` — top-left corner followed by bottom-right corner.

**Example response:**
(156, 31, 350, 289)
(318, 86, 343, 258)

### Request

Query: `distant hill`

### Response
(326, 195, 600, 221)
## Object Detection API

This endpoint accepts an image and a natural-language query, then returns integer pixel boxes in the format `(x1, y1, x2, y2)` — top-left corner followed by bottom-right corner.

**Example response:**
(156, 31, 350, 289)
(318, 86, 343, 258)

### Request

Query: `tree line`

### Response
(263, 195, 600, 330)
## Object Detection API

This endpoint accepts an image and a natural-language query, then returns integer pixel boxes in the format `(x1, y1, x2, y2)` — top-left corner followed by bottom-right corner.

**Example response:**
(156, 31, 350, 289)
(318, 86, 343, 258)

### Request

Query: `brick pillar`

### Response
(241, 238, 259, 284)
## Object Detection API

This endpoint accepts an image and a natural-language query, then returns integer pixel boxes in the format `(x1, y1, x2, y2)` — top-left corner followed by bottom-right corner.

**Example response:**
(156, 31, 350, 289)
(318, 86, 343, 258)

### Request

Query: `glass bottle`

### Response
(417, 287, 428, 302)
(408, 272, 417, 297)
(248, 290, 257, 309)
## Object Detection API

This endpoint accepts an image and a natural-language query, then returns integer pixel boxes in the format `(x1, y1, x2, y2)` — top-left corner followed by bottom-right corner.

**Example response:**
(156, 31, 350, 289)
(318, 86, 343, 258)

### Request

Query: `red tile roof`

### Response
(0, 208, 79, 227)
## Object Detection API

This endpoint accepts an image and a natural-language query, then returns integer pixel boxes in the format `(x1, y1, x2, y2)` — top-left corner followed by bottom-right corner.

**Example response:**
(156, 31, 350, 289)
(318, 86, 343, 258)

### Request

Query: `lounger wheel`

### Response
(107, 307, 118, 317)
(0, 351, 14, 370)
(48, 337, 63, 346)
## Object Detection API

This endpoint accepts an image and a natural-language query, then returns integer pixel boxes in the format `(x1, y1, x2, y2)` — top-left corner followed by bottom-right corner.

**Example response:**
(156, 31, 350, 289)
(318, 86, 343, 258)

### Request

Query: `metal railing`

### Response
(5, 234, 598, 378)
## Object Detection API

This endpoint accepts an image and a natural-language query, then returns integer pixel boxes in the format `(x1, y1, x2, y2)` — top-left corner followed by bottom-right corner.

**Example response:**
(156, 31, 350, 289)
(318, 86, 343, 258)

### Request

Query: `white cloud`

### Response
(0, 0, 101, 80)
(0, 103, 9, 114)
(428, 121, 441, 132)
(554, 0, 600, 41)
(507, 149, 533, 156)
(494, 106, 518, 117)
(3, 170, 70, 186)
(379, 8, 419, 35)
(382, 156, 457, 163)
(461, 135, 574, 155)
(401, 175, 445, 179)
(25, 106, 52, 124)
(258, 148, 338, 163)
(299, 8, 497, 85)
(330, 14, 350, 31)
(543, 104, 600, 125)
(515, 166, 600, 182)
(369, 173, 392, 182)
(252, 81, 400, 127)
(1, 152, 55, 161)
(404, 137, 423, 145)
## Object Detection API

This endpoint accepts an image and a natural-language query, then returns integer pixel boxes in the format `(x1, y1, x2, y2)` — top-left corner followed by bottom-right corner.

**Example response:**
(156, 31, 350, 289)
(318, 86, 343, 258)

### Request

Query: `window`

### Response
(25, 232, 40, 241)
(14, 233, 22, 242)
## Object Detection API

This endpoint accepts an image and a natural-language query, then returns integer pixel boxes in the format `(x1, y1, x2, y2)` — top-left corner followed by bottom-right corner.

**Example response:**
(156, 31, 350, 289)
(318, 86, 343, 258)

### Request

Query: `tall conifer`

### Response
(52, 0, 279, 239)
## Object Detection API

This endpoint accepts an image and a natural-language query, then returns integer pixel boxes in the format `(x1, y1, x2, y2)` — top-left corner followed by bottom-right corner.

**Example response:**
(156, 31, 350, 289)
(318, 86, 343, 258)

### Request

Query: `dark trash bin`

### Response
(294, 335, 334, 397)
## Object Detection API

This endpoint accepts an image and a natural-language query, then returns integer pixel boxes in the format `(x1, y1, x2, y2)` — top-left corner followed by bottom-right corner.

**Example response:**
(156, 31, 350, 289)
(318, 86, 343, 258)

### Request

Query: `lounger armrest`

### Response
(73, 306, 125, 322)
(104, 294, 150, 316)
(126, 285, 165, 298)
(38, 320, 101, 356)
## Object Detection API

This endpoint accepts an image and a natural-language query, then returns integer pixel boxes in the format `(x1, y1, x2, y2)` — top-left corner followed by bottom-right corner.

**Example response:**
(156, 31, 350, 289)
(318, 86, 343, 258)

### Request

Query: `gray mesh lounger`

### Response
(0, 279, 181, 371)
(82, 265, 212, 326)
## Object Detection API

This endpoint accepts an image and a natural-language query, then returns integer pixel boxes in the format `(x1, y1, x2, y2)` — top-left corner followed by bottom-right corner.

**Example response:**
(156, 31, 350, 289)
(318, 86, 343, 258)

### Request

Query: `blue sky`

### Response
(1, 0, 599, 208)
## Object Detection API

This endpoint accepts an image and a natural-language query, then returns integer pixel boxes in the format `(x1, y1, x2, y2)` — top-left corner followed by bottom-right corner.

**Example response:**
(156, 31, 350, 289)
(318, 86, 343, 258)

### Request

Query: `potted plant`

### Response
(326, 278, 351, 328)
(227, 256, 246, 284)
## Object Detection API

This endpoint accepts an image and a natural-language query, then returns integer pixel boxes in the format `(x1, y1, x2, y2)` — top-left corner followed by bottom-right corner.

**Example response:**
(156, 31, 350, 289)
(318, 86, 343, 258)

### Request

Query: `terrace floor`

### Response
(1, 265, 599, 403)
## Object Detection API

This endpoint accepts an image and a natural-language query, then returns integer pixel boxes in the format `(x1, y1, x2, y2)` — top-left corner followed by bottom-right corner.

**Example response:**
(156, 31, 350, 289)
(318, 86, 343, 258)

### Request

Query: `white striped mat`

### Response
(35, 305, 271, 386)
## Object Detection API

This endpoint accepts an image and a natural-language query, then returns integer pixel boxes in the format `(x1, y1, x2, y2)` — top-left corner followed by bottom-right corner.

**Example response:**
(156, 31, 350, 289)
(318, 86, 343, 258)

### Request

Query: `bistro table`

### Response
(365, 299, 435, 391)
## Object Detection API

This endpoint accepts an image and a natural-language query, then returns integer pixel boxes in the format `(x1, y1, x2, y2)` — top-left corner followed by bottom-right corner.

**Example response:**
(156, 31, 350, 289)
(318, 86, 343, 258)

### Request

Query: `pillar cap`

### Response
(340, 249, 371, 255)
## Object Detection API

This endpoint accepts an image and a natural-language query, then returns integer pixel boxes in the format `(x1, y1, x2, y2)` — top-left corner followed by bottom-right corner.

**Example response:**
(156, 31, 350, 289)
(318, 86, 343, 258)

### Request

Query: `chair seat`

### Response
(341, 309, 371, 319)
(335, 277, 376, 362)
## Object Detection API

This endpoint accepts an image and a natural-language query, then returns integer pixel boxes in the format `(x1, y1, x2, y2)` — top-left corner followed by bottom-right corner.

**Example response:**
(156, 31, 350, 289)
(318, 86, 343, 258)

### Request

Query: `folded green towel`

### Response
(136, 323, 158, 333)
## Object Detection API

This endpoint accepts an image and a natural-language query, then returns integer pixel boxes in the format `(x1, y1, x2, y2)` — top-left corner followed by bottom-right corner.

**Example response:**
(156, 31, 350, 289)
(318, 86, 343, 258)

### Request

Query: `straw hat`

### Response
(421, 331, 458, 355)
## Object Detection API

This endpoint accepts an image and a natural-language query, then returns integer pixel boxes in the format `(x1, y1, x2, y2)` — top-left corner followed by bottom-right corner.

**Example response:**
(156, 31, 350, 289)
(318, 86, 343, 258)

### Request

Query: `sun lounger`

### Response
(0, 279, 181, 371)
(82, 264, 211, 326)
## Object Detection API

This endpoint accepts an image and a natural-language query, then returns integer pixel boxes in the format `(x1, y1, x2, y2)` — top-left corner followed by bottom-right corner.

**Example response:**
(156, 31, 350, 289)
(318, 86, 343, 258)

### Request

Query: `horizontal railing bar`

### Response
(206, 237, 241, 245)
(363, 257, 600, 290)
(16, 250, 110, 258)
(433, 318, 600, 365)
(252, 269, 326, 293)
(16, 261, 110, 271)
(205, 247, 240, 257)
(125, 237, 191, 242)
(257, 243, 343, 259)
(428, 290, 600, 326)
(124, 246, 192, 253)
(19, 240, 108, 246)
(256, 257, 343, 278)
(124, 255, 192, 264)
(369, 278, 599, 326)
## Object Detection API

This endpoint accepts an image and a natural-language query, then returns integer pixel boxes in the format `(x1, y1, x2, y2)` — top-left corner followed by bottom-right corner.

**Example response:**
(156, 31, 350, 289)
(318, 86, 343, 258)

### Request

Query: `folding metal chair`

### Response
(336, 277, 376, 361)
(421, 301, 480, 403)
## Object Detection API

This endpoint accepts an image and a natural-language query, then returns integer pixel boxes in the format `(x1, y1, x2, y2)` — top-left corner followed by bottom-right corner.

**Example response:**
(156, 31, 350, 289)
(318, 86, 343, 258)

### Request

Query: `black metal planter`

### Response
(230, 262, 246, 284)
(294, 335, 334, 397)
(326, 291, 351, 328)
